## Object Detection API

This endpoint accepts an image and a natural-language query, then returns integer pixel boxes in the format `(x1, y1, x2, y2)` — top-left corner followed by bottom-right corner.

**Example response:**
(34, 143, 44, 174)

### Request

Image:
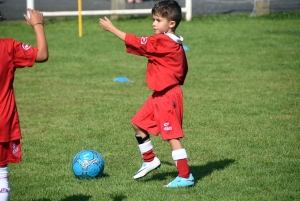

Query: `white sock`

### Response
(0, 167, 9, 201)
(172, 148, 188, 166)
(138, 140, 153, 154)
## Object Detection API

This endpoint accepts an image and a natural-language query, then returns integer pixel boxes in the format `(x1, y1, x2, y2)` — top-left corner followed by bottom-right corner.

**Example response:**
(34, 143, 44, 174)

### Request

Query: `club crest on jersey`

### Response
(141, 37, 148, 44)
(22, 43, 31, 50)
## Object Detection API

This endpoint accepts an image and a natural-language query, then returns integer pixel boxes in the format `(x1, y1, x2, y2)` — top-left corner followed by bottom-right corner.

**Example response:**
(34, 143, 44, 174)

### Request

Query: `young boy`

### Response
(99, 0, 194, 188)
(0, 9, 48, 200)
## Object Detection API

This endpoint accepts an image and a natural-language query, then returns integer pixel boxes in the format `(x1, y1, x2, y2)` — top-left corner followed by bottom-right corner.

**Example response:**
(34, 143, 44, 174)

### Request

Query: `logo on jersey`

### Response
(141, 37, 148, 44)
(163, 122, 172, 131)
(22, 43, 31, 50)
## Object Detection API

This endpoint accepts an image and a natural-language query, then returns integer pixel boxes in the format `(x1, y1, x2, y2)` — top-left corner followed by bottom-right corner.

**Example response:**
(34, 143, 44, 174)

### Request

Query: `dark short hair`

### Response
(151, 0, 182, 29)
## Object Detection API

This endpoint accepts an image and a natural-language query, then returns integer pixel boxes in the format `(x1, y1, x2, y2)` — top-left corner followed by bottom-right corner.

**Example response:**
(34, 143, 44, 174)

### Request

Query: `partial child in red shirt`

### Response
(0, 9, 48, 200)
(99, 0, 194, 188)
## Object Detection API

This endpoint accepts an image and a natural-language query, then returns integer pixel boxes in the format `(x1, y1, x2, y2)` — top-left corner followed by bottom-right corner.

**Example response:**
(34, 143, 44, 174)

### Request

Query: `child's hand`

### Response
(99, 16, 126, 41)
(24, 8, 44, 27)
(99, 16, 115, 31)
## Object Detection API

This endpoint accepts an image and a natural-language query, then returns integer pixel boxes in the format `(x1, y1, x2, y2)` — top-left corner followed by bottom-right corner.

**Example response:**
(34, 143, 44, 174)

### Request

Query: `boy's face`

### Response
(152, 14, 176, 34)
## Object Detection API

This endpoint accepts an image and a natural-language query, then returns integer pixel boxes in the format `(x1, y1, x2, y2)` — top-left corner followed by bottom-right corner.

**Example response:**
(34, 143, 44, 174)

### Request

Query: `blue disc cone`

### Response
(183, 45, 190, 51)
(114, 77, 130, 82)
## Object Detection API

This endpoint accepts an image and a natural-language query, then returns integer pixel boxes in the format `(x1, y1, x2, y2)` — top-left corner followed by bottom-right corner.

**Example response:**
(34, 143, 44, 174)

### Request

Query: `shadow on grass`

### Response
(144, 158, 235, 185)
(110, 193, 127, 201)
(60, 194, 92, 201)
(95, 172, 110, 179)
(32, 194, 92, 201)
(191, 159, 235, 182)
(73, 172, 110, 180)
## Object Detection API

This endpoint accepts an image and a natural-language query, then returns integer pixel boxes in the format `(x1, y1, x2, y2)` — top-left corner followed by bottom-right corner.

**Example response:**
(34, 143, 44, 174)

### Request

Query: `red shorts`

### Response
(0, 140, 22, 166)
(131, 85, 184, 140)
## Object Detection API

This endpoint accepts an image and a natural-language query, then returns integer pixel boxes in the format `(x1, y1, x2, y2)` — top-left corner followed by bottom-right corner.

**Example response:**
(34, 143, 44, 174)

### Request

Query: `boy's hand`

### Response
(99, 16, 115, 31)
(99, 16, 126, 41)
(24, 8, 44, 27)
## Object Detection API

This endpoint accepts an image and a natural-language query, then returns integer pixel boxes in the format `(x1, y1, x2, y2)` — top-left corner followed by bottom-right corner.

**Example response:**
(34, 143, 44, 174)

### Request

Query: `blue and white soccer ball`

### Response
(72, 150, 105, 179)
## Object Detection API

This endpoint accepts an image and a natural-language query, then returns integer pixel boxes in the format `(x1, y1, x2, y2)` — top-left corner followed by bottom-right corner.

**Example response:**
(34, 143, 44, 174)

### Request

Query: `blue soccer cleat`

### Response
(164, 173, 195, 188)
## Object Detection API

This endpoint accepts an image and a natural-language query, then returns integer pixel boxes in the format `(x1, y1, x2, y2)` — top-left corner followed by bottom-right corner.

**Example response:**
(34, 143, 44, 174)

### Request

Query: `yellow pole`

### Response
(78, 0, 82, 37)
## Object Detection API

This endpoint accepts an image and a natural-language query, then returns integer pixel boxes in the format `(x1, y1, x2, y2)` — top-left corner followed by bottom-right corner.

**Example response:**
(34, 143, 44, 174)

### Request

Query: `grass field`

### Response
(1, 12, 300, 201)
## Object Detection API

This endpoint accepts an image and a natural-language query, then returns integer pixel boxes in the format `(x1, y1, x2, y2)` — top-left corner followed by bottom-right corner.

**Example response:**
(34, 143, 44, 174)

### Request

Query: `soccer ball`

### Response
(72, 150, 105, 179)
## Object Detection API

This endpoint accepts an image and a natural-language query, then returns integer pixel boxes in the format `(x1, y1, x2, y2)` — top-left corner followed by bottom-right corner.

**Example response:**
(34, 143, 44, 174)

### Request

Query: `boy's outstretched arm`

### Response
(99, 16, 126, 41)
(24, 8, 49, 62)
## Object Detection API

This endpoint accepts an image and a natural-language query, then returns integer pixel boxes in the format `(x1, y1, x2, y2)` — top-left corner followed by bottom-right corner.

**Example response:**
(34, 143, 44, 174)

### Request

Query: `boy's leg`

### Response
(0, 143, 10, 201)
(132, 123, 161, 179)
(0, 166, 9, 201)
(164, 139, 194, 188)
(154, 86, 194, 187)
(131, 94, 161, 179)
(0, 140, 21, 200)
(168, 139, 190, 178)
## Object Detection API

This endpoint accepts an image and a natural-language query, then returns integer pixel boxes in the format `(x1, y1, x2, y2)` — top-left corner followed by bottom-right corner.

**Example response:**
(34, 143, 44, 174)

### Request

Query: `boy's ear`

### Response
(169, 20, 176, 29)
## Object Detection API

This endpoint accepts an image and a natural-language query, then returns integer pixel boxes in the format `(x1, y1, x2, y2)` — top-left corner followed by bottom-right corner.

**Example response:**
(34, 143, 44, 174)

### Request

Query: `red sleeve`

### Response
(11, 39, 38, 68)
(125, 34, 161, 58)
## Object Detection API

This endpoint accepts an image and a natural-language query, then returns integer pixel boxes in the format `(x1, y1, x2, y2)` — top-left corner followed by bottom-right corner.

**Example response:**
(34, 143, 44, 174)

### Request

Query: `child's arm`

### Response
(99, 17, 126, 41)
(23, 8, 48, 62)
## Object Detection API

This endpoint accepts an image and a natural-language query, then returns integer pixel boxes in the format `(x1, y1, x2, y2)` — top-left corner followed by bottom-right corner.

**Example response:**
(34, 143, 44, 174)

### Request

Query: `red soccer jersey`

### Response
(125, 33, 188, 91)
(0, 38, 37, 142)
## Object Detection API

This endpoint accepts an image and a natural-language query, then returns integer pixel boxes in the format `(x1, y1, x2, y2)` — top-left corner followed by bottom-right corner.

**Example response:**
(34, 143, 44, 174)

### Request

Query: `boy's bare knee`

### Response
(131, 122, 140, 131)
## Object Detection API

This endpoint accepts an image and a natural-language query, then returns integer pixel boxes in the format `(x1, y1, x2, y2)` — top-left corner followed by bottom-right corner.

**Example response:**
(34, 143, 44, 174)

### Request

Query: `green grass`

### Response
(1, 12, 300, 201)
